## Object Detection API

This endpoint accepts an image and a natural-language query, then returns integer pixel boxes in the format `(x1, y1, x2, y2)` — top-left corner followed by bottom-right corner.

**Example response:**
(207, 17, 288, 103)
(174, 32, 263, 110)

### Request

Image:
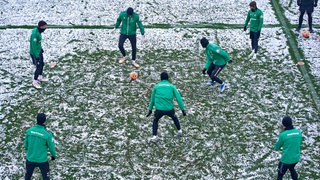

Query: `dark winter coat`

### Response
(297, 0, 318, 12)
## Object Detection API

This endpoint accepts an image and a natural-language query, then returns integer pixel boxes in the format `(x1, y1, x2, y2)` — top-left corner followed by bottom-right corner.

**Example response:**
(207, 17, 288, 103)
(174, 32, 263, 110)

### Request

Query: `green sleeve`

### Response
(274, 135, 283, 150)
(47, 133, 56, 157)
(29, 32, 41, 58)
(115, 13, 122, 28)
(148, 87, 156, 110)
(258, 11, 264, 31)
(137, 15, 145, 35)
(173, 86, 185, 111)
(244, 11, 250, 27)
(24, 133, 28, 150)
(218, 48, 230, 62)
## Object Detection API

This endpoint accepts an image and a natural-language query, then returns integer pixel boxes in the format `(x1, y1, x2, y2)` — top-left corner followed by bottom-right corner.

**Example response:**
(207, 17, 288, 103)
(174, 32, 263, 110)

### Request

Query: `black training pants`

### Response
(153, 109, 181, 136)
(118, 34, 137, 61)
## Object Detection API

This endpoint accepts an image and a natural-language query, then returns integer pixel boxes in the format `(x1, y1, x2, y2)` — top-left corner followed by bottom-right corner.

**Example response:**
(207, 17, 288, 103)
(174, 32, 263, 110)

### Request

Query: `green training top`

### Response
(115, 11, 145, 36)
(148, 80, 185, 111)
(29, 28, 42, 58)
(274, 128, 302, 164)
(244, 8, 264, 32)
(204, 43, 230, 69)
(24, 124, 56, 163)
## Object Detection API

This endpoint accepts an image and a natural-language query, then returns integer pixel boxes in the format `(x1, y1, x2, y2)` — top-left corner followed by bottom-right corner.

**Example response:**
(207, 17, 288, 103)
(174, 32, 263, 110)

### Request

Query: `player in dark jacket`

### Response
(296, 0, 318, 33)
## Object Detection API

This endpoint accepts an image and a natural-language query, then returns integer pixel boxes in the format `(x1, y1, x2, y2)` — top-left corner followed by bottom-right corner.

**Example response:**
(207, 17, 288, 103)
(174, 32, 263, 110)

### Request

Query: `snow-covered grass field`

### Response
(0, 0, 320, 179)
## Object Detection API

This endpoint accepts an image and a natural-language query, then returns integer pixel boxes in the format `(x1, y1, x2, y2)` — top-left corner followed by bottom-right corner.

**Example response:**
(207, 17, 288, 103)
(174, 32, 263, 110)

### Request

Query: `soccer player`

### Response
(30, 20, 48, 89)
(296, 0, 318, 33)
(115, 7, 145, 68)
(200, 37, 231, 93)
(274, 116, 303, 180)
(243, 1, 264, 59)
(146, 72, 186, 142)
(24, 113, 56, 180)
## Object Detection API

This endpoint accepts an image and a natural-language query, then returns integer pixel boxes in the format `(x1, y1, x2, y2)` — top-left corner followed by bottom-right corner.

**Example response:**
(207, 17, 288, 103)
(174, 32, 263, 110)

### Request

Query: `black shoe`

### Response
(309, 29, 314, 33)
(295, 28, 301, 32)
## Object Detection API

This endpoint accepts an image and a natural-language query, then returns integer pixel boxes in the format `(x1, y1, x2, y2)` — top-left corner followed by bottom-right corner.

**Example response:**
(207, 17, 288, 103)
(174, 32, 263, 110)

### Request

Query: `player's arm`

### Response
(258, 11, 264, 31)
(244, 11, 250, 27)
(136, 15, 145, 35)
(23, 133, 28, 150)
(115, 13, 122, 28)
(274, 135, 283, 151)
(173, 86, 185, 111)
(30, 33, 40, 58)
(148, 87, 156, 111)
(47, 133, 57, 158)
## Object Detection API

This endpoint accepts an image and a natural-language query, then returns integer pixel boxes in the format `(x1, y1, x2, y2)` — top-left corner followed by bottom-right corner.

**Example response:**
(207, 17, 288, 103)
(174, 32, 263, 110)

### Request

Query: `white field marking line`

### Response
(271, 0, 320, 113)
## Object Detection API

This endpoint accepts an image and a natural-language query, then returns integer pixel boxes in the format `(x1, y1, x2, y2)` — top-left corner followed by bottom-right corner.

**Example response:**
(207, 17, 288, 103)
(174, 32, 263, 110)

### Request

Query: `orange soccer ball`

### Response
(130, 71, 138, 81)
(301, 30, 310, 38)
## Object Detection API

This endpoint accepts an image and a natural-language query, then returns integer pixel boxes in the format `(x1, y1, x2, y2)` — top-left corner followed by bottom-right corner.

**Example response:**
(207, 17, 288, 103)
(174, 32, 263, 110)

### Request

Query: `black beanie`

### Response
(282, 116, 293, 128)
(161, 72, 169, 81)
(200, 37, 209, 48)
(38, 20, 47, 27)
(127, 7, 134, 16)
(37, 113, 46, 125)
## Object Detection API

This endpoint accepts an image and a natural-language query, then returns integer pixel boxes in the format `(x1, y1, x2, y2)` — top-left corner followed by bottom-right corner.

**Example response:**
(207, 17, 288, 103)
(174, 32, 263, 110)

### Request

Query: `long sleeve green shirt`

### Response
(244, 8, 264, 32)
(29, 28, 42, 58)
(24, 124, 56, 163)
(274, 128, 302, 164)
(204, 43, 230, 69)
(148, 80, 185, 111)
(115, 11, 145, 36)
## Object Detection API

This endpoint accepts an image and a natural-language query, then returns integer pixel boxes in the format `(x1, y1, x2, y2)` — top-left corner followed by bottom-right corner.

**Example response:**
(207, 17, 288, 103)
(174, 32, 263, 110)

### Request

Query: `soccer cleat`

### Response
(32, 81, 42, 89)
(150, 136, 158, 143)
(248, 50, 255, 58)
(309, 29, 314, 33)
(207, 81, 216, 86)
(220, 83, 226, 92)
(177, 130, 182, 137)
(119, 56, 128, 64)
(295, 28, 301, 32)
(37, 77, 49, 82)
(132, 61, 140, 68)
(253, 53, 257, 60)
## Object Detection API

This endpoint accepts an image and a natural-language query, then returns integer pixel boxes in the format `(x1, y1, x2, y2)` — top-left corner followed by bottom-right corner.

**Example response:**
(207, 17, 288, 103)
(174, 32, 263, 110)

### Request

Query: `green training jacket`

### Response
(115, 11, 145, 36)
(24, 124, 56, 163)
(204, 43, 230, 69)
(29, 28, 42, 58)
(148, 80, 185, 111)
(274, 128, 302, 164)
(244, 8, 264, 32)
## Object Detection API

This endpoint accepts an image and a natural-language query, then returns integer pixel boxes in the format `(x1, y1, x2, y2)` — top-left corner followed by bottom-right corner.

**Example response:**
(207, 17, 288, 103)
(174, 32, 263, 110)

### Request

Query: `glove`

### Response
(228, 59, 233, 63)
(182, 110, 186, 116)
(146, 110, 152, 117)
(315, 4, 317, 7)
(243, 26, 247, 31)
(51, 156, 56, 161)
(202, 68, 206, 75)
(41, 49, 44, 53)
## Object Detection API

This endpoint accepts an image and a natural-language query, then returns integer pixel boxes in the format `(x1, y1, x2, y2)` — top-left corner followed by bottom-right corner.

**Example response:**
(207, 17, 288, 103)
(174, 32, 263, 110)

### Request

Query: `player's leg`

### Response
(167, 109, 182, 135)
(307, 11, 313, 32)
(25, 160, 36, 180)
(288, 163, 298, 180)
(210, 65, 226, 92)
(38, 161, 50, 180)
(118, 34, 128, 63)
(297, 10, 306, 31)
(37, 52, 47, 82)
(153, 110, 164, 136)
(128, 35, 139, 68)
(206, 63, 216, 85)
(249, 31, 255, 57)
(32, 55, 42, 88)
(277, 161, 289, 180)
